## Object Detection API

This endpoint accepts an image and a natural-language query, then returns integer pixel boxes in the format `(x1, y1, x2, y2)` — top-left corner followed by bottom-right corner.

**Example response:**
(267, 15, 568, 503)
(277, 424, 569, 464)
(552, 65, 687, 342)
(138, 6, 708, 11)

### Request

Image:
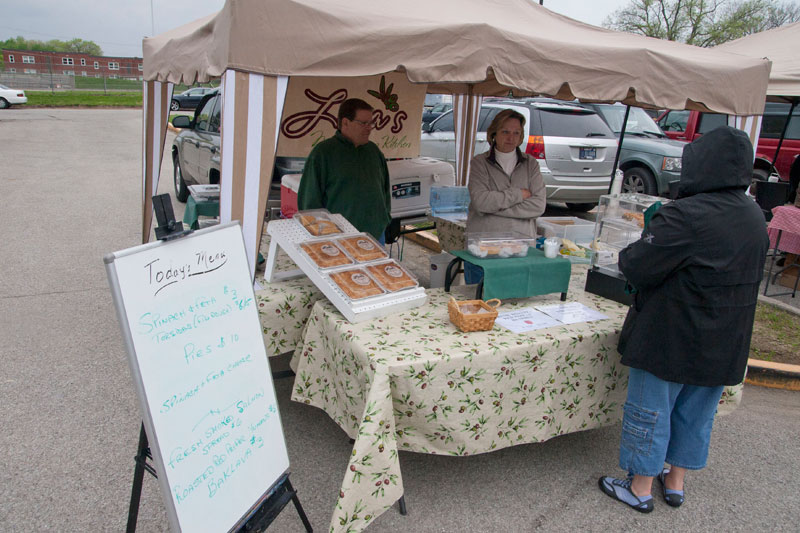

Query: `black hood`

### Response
(677, 125, 753, 198)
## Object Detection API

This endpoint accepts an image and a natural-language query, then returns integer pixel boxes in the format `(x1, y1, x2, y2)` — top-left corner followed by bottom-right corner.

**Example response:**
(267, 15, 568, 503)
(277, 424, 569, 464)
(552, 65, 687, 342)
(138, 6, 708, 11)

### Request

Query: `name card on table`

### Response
(104, 222, 288, 533)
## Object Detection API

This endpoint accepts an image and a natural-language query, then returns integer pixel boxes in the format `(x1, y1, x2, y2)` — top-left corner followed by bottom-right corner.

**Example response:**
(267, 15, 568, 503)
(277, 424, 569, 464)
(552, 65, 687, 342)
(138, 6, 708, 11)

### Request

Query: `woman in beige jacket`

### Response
(464, 108, 547, 282)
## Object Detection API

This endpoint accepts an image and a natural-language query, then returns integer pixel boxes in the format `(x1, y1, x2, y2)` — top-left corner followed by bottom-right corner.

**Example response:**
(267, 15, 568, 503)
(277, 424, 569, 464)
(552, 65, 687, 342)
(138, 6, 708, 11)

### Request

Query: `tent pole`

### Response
(607, 105, 630, 193)
(770, 99, 797, 171)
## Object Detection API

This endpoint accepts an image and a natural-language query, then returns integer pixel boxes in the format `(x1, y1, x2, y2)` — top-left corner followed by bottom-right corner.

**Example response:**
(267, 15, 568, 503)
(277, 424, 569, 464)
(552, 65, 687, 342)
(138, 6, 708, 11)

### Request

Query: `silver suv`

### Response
(420, 98, 618, 210)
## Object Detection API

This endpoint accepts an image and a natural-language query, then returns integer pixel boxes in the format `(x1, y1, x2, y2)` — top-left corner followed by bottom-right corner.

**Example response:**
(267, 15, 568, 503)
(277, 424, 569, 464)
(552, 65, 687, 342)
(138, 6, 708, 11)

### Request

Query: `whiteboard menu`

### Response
(105, 223, 289, 532)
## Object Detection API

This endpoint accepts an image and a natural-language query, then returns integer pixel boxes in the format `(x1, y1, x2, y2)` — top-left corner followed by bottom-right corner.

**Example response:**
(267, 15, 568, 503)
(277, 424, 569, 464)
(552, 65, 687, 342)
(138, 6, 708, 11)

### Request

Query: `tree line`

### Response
(1, 36, 103, 56)
(603, 0, 800, 46)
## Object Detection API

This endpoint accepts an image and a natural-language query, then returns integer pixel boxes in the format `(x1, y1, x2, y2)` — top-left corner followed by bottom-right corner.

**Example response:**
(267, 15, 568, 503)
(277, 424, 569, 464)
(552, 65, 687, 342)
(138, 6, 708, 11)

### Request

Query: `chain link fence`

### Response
(0, 72, 144, 91)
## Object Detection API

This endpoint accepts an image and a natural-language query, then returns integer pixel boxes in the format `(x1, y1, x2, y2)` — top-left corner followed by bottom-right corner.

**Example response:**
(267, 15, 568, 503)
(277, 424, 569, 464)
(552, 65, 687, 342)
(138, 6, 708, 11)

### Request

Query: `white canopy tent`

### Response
(141, 0, 771, 278)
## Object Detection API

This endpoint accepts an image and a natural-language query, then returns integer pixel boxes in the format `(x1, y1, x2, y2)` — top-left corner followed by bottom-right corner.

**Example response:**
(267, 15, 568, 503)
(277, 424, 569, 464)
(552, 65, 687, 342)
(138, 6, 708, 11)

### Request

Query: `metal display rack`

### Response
(265, 216, 427, 323)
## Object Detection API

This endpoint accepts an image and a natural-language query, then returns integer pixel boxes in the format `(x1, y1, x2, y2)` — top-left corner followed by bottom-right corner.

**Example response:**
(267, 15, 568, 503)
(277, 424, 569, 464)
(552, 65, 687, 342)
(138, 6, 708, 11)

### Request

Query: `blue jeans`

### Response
(463, 260, 484, 285)
(619, 368, 724, 477)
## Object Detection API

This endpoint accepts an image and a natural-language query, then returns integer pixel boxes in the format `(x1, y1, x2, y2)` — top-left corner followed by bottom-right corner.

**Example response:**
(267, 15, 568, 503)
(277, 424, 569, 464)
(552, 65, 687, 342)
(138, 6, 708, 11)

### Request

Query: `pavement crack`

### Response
(1, 287, 107, 299)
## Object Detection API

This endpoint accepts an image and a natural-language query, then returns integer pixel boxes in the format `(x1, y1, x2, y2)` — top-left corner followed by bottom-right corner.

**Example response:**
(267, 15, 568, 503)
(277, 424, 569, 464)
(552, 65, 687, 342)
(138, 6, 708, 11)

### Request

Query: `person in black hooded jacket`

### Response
(599, 126, 769, 513)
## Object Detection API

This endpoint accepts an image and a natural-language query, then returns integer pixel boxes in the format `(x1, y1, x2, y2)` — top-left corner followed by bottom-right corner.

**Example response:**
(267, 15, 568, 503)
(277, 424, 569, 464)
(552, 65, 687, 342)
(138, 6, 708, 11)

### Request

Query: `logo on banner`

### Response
(280, 75, 410, 149)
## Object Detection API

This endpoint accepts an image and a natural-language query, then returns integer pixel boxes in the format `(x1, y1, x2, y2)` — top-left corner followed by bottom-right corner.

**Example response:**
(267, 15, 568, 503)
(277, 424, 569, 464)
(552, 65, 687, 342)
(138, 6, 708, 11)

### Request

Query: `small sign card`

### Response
(495, 307, 562, 334)
(535, 302, 609, 325)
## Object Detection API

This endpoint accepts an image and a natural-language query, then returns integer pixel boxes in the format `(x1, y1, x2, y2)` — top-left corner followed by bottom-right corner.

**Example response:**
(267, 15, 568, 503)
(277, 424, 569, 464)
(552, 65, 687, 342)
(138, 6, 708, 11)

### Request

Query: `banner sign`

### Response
(277, 72, 426, 159)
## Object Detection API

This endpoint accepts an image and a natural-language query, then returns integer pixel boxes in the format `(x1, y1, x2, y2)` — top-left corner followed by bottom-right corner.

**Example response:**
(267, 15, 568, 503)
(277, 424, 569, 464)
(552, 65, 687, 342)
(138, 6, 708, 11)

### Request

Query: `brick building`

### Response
(2, 49, 143, 80)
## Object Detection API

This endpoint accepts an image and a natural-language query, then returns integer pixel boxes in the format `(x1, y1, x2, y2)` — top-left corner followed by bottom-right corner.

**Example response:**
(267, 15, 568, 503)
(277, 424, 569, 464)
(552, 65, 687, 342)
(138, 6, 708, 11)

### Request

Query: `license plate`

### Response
(579, 147, 596, 160)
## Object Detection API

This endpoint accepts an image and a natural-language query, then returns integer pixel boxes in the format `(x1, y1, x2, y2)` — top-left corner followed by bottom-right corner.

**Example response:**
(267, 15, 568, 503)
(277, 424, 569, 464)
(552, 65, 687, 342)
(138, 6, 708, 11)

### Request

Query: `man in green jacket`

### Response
(297, 98, 391, 242)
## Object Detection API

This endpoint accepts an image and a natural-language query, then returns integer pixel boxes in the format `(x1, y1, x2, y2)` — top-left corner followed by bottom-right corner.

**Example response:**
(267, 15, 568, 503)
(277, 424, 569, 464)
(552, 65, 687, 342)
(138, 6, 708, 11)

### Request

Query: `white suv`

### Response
(420, 98, 618, 210)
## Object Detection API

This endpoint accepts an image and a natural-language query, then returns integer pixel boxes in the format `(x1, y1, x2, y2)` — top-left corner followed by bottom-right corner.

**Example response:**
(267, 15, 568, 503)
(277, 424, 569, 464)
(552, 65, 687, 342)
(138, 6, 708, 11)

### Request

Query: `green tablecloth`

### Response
(452, 247, 571, 300)
(182, 196, 220, 229)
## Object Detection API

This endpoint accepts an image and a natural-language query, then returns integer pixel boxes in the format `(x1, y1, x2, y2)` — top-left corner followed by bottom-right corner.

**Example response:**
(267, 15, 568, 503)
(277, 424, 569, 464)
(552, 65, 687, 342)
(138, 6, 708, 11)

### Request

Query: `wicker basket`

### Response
(448, 297, 501, 332)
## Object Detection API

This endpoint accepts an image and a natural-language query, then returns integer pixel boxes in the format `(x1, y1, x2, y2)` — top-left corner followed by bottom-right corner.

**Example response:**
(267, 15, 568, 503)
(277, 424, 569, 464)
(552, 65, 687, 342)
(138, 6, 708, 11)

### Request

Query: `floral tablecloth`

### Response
(254, 233, 323, 356)
(291, 265, 743, 532)
(432, 215, 466, 253)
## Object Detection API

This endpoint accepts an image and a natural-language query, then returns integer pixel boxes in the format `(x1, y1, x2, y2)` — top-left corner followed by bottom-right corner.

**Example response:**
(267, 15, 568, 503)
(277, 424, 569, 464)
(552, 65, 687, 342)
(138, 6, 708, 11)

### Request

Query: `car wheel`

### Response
(565, 203, 596, 212)
(174, 156, 189, 202)
(623, 167, 657, 195)
(750, 168, 769, 195)
(170, 100, 180, 111)
(0, 98, 9, 109)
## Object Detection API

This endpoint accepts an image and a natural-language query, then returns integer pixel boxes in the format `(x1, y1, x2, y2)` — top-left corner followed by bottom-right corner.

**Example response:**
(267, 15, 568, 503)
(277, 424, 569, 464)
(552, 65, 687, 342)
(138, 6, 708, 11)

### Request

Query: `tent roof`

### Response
(716, 21, 800, 101)
(143, 0, 771, 115)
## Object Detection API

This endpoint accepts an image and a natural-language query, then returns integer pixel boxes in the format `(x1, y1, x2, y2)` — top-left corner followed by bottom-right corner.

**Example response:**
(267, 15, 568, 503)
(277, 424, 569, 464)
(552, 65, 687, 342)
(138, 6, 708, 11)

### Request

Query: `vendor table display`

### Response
(291, 266, 743, 532)
(266, 212, 427, 323)
(450, 248, 571, 300)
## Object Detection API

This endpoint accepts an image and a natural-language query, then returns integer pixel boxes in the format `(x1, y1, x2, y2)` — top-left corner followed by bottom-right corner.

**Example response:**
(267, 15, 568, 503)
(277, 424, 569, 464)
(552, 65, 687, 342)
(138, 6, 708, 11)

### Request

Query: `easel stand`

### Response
(126, 425, 312, 532)
(124, 196, 312, 532)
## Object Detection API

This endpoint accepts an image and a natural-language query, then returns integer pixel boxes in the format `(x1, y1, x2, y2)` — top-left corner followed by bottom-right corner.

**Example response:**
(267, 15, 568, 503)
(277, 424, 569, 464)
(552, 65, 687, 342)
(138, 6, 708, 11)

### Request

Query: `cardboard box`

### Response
(776, 253, 799, 289)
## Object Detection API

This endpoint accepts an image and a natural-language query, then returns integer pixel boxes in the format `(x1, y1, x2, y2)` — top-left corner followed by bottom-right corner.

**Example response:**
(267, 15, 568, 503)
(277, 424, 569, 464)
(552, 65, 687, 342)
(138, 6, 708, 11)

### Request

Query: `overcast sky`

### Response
(1, 0, 632, 58)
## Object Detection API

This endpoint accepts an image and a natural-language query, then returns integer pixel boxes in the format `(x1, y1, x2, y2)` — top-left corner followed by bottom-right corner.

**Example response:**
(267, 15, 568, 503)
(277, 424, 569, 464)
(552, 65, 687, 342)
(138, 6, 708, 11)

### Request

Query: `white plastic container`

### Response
(387, 157, 455, 220)
(429, 252, 460, 288)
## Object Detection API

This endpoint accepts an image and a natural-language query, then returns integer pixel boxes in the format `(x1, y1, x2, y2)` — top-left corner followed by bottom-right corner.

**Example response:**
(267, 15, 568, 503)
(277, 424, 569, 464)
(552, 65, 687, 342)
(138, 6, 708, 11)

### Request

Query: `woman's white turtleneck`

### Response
(494, 148, 517, 177)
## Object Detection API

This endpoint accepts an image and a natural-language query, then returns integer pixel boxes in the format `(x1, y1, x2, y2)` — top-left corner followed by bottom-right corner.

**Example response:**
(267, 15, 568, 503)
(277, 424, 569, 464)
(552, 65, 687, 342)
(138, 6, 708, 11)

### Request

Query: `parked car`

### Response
(170, 87, 218, 111)
(582, 103, 685, 196)
(421, 102, 452, 125)
(0, 84, 27, 109)
(657, 103, 800, 201)
(420, 98, 618, 210)
(170, 91, 300, 206)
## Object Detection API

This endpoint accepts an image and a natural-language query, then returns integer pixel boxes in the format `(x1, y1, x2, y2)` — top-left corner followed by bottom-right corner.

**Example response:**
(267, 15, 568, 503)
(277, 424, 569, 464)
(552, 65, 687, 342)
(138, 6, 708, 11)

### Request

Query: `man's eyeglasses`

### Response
(350, 118, 377, 128)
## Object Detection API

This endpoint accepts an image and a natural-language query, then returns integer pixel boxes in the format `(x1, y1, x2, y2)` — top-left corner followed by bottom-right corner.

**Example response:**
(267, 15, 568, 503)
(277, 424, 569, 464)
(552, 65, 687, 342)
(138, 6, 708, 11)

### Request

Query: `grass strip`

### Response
(750, 301, 800, 365)
(25, 91, 142, 107)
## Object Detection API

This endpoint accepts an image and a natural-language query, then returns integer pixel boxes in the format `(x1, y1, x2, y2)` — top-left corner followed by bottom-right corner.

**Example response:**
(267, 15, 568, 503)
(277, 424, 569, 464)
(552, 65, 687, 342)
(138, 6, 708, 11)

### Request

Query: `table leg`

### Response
(763, 229, 799, 298)
(444, 258, 462, 293)
(397, 495, 407, 516)
(560, 292, 567, 301)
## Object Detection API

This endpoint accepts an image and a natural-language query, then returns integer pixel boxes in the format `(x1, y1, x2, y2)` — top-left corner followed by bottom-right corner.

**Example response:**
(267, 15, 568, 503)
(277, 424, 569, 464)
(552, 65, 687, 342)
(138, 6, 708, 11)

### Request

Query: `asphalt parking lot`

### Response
(1, 108, 798, 532)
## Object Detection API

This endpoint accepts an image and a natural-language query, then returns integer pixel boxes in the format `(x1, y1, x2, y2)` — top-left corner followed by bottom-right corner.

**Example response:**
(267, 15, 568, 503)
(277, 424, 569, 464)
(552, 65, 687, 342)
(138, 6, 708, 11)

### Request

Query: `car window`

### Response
(697, 113, 727, 134)
(538, 109, 613, 138)
(595, 105, 663, 135)
(761, 103, 800, 140)
(195, 97, 216, 132)
(479, 107, 510, 132)
(660, 110, 690, 132)
(208, 97, 221, 134)
(431, 112, 454, 132)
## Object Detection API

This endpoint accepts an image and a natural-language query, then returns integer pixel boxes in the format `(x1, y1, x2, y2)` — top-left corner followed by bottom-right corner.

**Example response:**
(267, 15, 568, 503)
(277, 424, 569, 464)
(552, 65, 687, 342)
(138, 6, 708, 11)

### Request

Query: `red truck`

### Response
(657, 102, 799, 201)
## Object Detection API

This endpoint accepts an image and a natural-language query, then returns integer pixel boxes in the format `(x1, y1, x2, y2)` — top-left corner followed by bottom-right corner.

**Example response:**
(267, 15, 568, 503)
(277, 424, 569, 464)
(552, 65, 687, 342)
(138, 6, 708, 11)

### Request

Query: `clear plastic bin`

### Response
(537, 217, 595, 246)
(466, 231, 536, 258)
(591, 193, 669, 274)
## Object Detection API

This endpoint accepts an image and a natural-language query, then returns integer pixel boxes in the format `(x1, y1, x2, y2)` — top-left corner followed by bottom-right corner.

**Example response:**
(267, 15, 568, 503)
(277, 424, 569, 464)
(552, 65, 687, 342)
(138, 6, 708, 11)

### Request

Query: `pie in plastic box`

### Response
(294, 209, 343, 236)
(336, 233, 388, 262)
(299, 239, 353, 269)
(466, 231, 535, 258)
(329, 268, 385, 300)
(366, 260, 418, 292)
